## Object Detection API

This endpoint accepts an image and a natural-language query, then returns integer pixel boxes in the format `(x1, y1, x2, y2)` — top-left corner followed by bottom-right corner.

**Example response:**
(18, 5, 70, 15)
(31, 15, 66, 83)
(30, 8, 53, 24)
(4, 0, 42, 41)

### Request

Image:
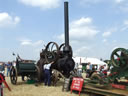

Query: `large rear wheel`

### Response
(35, 65, 41, 81)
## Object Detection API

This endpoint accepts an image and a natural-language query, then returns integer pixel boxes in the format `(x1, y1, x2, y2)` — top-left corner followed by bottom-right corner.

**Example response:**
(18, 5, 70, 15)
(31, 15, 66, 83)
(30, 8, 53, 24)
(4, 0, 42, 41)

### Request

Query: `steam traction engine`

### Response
(37, 2, 75, 82)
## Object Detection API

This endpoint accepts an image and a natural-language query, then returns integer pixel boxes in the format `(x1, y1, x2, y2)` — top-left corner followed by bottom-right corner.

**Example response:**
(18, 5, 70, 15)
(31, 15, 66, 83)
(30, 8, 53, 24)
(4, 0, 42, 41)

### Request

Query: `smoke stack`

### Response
(64, 1, 70, 52)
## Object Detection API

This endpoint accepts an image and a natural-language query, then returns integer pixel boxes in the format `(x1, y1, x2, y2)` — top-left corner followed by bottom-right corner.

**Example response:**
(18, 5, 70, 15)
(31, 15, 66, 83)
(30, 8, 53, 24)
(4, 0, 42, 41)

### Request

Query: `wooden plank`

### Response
(83, 85, 128, 96)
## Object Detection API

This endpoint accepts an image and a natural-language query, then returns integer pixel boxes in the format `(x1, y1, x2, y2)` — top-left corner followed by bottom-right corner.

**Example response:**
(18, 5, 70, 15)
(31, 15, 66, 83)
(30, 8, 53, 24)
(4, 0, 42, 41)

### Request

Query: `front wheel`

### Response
(10, 66, 18, 84)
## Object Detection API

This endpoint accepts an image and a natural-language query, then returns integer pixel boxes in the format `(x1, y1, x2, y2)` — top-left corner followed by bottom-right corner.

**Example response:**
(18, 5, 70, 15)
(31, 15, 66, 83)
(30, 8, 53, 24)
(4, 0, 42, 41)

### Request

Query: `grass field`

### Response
(4, 76, 89, 96)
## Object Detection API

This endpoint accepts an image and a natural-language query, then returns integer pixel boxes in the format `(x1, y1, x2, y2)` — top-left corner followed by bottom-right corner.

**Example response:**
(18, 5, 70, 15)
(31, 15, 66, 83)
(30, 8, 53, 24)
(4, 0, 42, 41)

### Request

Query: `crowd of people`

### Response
(0, 60, 108, 87)
(77, 62, 108, 78)
(0, 62, 12, 77)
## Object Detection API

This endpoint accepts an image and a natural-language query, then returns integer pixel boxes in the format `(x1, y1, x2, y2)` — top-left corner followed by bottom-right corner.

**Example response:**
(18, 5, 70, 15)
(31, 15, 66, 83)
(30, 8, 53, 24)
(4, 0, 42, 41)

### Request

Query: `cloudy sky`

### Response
(0, 0, 128, 61)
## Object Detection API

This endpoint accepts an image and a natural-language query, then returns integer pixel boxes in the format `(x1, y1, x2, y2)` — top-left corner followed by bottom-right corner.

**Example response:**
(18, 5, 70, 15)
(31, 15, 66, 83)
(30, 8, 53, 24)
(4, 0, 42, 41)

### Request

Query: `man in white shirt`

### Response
(44, 61, 54, 86)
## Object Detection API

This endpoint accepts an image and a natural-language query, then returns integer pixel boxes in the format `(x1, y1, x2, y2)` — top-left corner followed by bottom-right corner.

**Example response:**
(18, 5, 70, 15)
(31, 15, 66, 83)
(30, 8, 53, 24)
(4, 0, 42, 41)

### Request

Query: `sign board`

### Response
(71, 77, 84, 96)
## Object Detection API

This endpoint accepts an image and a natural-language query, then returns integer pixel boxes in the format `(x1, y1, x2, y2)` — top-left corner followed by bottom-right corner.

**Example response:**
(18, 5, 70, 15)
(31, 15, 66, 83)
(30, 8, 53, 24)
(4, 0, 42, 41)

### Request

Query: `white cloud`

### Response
(70, 17, 99, 39)
(58, 17, 99, 41)
(14, 17, 20, 24)
(33, 40, 43, 46)
(19, 0, 61, 10)
(17, 39, 44, 60)
(102, 31, 111, 37)
(124, 20, 128, 25)
(70, 26, 99, 39)
(113, 0, 128, 12)
(0, 12, 20, 27)
(103, 39, 107, 43)
(80, 0, 126, 5)
(74, 46, 90, 56)
(20, 40, 43, 46)
(20, 39, 32, 45)
(115, 0, 124, 4)
(71, 17, 92, 28)
(121, 20, 128, 31)
(80, 0, 102, 5)
(113, 40, 117, 43)
(102, 28, 117, 38)
(80, 0, 128, 12)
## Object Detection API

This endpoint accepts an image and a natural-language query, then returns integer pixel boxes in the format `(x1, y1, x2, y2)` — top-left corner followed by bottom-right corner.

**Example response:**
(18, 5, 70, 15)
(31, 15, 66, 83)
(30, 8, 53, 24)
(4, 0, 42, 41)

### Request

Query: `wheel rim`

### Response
(10, 67, 17, 84)
(45, 42, 59, 63)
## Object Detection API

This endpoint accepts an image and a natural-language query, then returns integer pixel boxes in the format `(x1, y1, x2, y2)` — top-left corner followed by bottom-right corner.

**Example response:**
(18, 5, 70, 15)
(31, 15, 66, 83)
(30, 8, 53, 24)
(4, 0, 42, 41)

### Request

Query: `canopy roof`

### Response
(73, 57, 107, 66)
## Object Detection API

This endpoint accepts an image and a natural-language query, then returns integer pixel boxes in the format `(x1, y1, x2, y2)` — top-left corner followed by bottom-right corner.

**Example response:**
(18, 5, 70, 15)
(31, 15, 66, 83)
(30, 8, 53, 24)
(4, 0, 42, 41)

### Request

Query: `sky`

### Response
(0, 0, 128, 62)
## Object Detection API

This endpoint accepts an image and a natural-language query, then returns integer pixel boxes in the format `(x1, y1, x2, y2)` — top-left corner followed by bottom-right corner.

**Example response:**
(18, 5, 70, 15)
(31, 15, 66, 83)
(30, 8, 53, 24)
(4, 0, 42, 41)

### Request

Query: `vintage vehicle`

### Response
(36, 2, 75, 83)
(10, 55, 40, 84)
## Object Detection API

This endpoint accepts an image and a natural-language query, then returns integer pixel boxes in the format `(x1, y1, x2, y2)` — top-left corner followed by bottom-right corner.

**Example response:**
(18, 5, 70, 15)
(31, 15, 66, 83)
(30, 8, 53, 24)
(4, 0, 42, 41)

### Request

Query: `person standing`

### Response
(86, 62, 92, 77)
(77, 64, 82, 76)
(6, 62, 12, 77)
(44, 61, 54, 86)
(0, 63, 5, 76)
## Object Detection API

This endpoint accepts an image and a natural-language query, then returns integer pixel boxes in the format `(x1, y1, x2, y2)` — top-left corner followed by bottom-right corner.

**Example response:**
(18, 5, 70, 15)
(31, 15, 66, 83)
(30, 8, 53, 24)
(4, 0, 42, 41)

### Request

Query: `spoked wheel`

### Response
(34, 65, 42, 86)
(45, 42, 59, 63)
(90, 73, 102, 84)
(51, 69, 59, 86)
(10, 66, 18, 84)
(111, 48, 128, 67)
(35, 65, 41, 81)
(59, 43, 73, 57)
(90, 73, 110, 89)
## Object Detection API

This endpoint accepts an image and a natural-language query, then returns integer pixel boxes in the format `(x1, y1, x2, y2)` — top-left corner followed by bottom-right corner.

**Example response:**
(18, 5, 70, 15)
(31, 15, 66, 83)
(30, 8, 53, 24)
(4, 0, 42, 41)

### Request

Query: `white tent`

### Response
(73, 57, 106, 65)
(73, 57, 107, 70)
(85, 58, 106, 65)
(73, 57, 85, 63)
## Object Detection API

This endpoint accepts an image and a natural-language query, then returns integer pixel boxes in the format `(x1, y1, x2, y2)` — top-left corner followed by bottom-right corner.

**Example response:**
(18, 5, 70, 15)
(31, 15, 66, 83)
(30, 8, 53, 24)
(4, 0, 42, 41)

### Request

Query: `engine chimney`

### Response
(63, 2, 70, 53)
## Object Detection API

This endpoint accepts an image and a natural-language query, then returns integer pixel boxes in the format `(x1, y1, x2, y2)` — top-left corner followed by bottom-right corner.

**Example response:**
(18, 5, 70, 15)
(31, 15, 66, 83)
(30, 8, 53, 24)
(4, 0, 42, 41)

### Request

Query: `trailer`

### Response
(10, 55, 40, 84)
